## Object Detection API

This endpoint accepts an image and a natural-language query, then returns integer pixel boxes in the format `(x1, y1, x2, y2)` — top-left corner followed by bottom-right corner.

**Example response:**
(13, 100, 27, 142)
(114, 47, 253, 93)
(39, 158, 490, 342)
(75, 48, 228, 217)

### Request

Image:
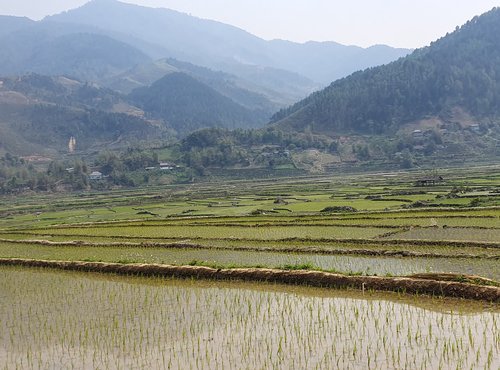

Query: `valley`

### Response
(0, 2, 499, 369)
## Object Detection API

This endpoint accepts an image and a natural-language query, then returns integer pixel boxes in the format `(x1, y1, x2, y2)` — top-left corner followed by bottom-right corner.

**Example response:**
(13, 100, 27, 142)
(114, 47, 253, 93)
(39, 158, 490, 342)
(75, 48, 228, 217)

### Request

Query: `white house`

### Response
(89, 171, 103, 180)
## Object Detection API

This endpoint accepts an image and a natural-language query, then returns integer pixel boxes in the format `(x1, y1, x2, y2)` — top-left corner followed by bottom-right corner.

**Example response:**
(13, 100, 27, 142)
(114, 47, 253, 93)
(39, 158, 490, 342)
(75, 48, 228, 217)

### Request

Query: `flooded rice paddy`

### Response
(1, 266, 498, 369)
(0, 242, 498, 280)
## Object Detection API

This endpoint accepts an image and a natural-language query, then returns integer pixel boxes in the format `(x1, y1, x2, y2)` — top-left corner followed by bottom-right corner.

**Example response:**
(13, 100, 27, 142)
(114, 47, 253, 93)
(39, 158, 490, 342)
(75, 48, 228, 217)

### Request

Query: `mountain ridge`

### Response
(44, 0, 411, 84)
(0, 1, 411, 124)
(0, 15, 34, 37)
(0, 20, 151, 81)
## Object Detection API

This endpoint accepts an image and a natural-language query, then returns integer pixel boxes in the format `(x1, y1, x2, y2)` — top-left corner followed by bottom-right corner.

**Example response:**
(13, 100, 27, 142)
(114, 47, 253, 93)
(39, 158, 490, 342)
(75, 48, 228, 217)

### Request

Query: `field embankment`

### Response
(1, 258, 498, 302)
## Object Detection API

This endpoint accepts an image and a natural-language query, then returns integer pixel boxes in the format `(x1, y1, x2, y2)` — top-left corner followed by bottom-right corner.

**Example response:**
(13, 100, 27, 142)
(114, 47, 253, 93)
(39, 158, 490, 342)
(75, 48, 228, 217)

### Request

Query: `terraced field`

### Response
(0, 167, 499, 368)
(1, 167, 498, 282)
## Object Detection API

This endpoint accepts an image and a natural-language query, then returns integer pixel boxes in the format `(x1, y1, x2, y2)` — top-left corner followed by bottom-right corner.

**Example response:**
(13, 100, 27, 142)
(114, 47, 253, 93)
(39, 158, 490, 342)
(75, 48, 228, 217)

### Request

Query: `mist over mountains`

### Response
(46, 0, 411, 85)
(1, 0, 498, 172)
(0, 0, 411, 156)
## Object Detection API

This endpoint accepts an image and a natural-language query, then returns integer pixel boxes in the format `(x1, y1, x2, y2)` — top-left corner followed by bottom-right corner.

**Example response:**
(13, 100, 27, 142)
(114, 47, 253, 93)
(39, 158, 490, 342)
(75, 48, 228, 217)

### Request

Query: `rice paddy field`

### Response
(1, 266, 499, 369)
(0, 166, 499, 368)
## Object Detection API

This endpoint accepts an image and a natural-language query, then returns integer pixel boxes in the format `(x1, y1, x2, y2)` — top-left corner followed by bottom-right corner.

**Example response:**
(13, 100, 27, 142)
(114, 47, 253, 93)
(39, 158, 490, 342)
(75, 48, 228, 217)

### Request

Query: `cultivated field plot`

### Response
(0, 168, 499, 369)
(0, 167, 499, 282)
(0, 242, 499, 279)
(384, 227, 500, 243)
(1, 266, 498, 369)
(11, 224, 394, 240)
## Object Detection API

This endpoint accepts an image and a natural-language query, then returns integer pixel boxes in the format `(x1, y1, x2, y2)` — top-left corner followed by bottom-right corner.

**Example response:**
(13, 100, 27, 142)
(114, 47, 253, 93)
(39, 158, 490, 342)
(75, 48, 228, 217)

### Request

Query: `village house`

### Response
(469, 124, 481, 133)
(159, 162, 180, 170)
(412, 129, 423, 139)
(89, 171, 103, 180)
(415, 175, 444, 187)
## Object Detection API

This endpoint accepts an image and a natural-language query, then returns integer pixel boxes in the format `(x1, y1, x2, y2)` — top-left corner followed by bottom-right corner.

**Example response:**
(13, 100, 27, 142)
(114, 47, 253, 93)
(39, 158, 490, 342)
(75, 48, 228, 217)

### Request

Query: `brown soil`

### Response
(0, 258, 498, 302)
(410, 273, 499, 287)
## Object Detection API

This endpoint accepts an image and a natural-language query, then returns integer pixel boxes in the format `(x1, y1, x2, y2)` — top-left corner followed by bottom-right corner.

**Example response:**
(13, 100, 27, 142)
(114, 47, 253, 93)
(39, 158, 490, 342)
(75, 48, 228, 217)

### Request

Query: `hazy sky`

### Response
(1, 0, 499, 48)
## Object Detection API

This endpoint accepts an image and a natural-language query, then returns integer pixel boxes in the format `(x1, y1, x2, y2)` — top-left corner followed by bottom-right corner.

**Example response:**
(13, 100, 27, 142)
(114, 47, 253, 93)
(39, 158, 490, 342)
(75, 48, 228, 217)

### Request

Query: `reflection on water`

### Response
(1, 266, 498, 369)
(1, 242, 498, 280)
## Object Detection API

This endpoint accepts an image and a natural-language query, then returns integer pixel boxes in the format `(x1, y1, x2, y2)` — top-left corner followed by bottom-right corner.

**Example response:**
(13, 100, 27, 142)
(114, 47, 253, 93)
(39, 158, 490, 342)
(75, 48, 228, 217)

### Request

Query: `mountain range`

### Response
(0, 0, 410, 109)
(1, 0, 498, 169)
(185, 8, 500, 171)
(0, 0, 411, 156)
(46, 0, 411, 85)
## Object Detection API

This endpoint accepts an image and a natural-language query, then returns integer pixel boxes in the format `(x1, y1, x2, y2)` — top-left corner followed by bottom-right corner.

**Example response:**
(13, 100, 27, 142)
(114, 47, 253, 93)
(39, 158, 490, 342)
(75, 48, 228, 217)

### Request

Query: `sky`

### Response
(0, 0, 499, 48)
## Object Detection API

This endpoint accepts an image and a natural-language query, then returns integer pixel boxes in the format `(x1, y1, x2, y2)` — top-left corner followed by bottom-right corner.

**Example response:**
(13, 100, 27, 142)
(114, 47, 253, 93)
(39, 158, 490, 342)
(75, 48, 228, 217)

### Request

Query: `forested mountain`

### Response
(46, 0, 410, 85)
(272, 8, 500, 136)
(0, 0, 411, 125)
(0, 21, 150, 81)
(129, 73, 262, 134)
(0, 75, 165, 155)
(107, 58, 279, 117)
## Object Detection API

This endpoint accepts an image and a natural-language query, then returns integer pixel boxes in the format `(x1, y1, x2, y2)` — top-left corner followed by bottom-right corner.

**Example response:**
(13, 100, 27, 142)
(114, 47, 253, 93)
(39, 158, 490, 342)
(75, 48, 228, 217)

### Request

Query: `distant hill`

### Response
(0, 15, 34, 37)
(0, 74, 145, 114)
(0, 75, 165, 156)
(129, 72, 262, 134)
(107, 58, 280, 119)
(106, 59, 178, 94)
(215, 62, 320, 107)
(267, 40, 410, 84)
(0, 21, 150, 81)
(0, 0, 411, 121)
(46, 0, 410, 85)
(164, 59, 272, 109)
(272, 8, 500, 137)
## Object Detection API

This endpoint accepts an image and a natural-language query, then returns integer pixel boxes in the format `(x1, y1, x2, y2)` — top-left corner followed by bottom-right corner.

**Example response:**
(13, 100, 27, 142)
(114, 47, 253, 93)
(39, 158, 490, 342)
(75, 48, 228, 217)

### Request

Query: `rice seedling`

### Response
(385, 228, 500, 243)
(0, 242, 498, 280)
(0, 266, 498, 369)
(0, 168, 498, 368)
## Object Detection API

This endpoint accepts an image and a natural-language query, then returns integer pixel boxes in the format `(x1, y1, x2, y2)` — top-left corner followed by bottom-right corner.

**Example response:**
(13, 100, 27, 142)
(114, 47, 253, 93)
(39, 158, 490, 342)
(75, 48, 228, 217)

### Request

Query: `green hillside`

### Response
(0, 75, 165, 156)
(129, 72, 263, 134)
(272, 8, 500, 135)
(107, 58, 278, 120)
